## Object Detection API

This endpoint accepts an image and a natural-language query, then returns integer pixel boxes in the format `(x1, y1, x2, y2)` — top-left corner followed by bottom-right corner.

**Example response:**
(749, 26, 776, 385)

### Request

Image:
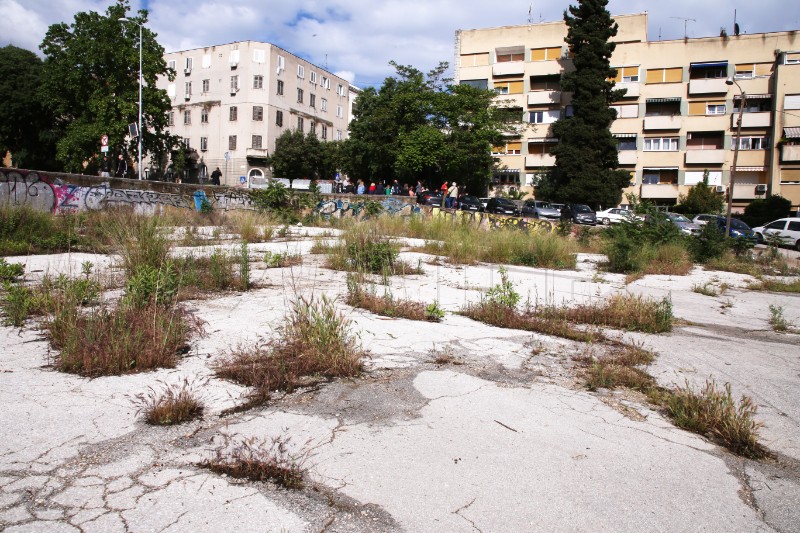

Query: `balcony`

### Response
(688, 78, 728, 95)
(246, 148, 269, 159)
(613, 82, 640, 98)
(525, 154, 556, 167)
(494, 93, 526, 108)
(641, 184, 679, 199)
(617, 151, 637, 165)
(734, 112, 771, 128)
(643, 115, 681, 130)
(685, 150, 725, 165)
(492, 62, 525, 76)
(528, 91, 561, 105)
(782, 145, 800, 162)
(529, 61, 563, 76)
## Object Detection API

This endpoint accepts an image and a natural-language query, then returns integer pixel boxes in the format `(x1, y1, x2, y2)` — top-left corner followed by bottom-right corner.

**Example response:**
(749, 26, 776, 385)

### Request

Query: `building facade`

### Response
(455, 13, 800, 211)
(156, 41, 352, 186)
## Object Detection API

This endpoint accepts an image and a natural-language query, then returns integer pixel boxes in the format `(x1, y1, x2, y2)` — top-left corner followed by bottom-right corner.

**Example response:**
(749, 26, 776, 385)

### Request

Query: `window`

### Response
(297, 117, 304, 131)
(228, 49, 240, 67)
(689, 62, 727, 79)
(230, 75, 239, 93)
(202, 54, 211, 68)
(733, 96, 771, 113)
(321, 75, 329, 88)
(645, 67, 683, 84)
(277, 79, 284, 95)
(202, 79, 209, 92)
(168, 111, 174, 126)
(530, 47, 562, 61)
(277, 55, 285, 72)
(253, 106, 263, 121)
(183, 138, 191, 149)
(460, 53, 490, 67)
(492, 142, 522, 155)
(321, 125, 327, 139)
(228, 136, 237, 150)
(529, 75, 560, 92)
(337, 84, 344, 96)
(685, 170, 722, 185)
(184, 81, 192, 98)
(610, 66, 640, 83)
(297, 64, 305, 78)
(253, 48, 266, 63)
(184, 57, 193, 72)
(645, 100, 681, 116)
(707, 104, 726, 115)
(201, 108, 208, 123)
(310, 121, 316, 133)
(321, 98, 328, 111)
(336, 105, 343, 118)
(183, 110, 191, 124)
(687, 131, 723, 150)
(253, 75, 263, 89)
(610, 104, 639, 118)
(200, 137, 208, 151)
(643, 137, 678, 151)
(310, 94, 316, 108)
(529, 110, 560, 124)
(615, 136, 637, 150)
(497, 52, 525, 62)
(461, 79, 489, 90)
(252, 135, 262, 149)
(167, 83, 176, 99)
(785, 52, 800, 65)
(229, 106, 238, 121)
(336, 130, 342, 141)
(733, 136, 769, 150)
(494, 80, 523, 95)
(276, 110, 283, 127)
(310, 71, 317, 84)
(297, 88, 304, 103)
(168, 60, 176, 72)
(642, 168, 678, 184)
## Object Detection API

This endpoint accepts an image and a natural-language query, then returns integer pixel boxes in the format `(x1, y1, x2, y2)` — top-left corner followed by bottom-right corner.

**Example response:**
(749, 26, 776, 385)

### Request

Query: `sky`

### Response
(2, 0, 800, 88)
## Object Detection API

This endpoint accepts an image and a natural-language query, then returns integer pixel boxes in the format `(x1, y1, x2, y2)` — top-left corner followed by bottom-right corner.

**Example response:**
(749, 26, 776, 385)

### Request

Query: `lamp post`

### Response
(725, 76, 746, 237)
(120, 17, 143, 180)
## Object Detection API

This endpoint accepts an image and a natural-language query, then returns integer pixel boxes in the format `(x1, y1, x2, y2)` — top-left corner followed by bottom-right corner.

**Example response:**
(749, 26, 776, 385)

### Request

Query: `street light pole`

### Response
(725, 76, 746, 237)
(120, 17, 143, 180)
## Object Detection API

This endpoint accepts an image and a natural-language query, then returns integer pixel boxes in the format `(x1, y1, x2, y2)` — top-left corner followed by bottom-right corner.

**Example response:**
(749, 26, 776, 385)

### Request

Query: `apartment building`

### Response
(156, 41, 352, 186)
(455, 13, 800, 211)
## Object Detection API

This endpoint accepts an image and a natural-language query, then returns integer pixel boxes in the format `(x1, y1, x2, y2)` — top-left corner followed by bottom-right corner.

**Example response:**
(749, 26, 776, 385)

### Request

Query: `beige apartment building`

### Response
(156, 41, 352, 186)
(455, 13, 800, 211)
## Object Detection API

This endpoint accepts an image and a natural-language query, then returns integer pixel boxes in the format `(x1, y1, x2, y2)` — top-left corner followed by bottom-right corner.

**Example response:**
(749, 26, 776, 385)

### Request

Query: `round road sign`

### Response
(101, 135, 109, 147)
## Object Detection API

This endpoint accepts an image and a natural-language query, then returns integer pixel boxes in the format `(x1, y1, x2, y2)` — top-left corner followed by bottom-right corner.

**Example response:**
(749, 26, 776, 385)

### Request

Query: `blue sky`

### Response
(2, 0, 799, 88)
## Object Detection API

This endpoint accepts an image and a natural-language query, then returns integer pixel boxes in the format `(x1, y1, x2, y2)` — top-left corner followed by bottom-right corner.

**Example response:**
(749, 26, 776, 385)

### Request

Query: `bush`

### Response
(689, 221, 729, 263)
(0, 258, 24, 282)
(0, 205, 80, 255)
(1, 283, 35, 327)
(124, 261, 180, 308)
(603, 216, 687, 274)
(740, 195, 792, 228)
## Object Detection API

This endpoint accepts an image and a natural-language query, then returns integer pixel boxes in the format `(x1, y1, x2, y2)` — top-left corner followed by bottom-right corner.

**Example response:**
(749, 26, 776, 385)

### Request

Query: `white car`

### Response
(752, 218, 800, 250)
(692, 214, 719, 226)
(596, 208, 637, 225)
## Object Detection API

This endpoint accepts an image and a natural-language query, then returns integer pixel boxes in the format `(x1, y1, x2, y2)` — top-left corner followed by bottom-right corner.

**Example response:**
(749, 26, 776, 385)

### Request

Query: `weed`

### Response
(324, 225, 420, 276)
(124, 261, 180, 307)
(692, 283, 720, 297)
(239, 242, 251, 291)
(209, 249, 236, 289)
(346, 277, 440, 322)
(200, 433, 310, 489)
(534, 294, 673, 334)
(578, 341, 656, 391)
(0, 205, 80, 255)
(768, 304, 791, 332)
(666, 380, 766, 459)
(214, 295, 365, 406)
(484, 267, 521, 309)
(1, 283, 35, 327)
(263, 251, 302, 268)
(105, 213, 171, 277)
(0, 258, 24, 282)
(133, 378, 204, 425)
(425, 302, 446, 321)
(751, 279, 800, 293)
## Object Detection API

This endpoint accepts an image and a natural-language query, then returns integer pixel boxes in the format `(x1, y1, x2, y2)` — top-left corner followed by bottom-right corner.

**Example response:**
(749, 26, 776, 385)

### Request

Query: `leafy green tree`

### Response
(39, 0, 177, 173)
(542, 0, 631, 209)
(269, 130, 318, 188)
(0, 45, 59, 169)
(318, 140, 345, 181)
(741, 195, 792, 228)
(344, 61, 512, 195)
(673, 171, 724, 215)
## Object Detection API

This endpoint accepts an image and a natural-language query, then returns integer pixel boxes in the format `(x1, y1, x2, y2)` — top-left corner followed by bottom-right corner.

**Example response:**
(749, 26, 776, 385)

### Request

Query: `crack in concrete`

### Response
(452, 496, 482, 532)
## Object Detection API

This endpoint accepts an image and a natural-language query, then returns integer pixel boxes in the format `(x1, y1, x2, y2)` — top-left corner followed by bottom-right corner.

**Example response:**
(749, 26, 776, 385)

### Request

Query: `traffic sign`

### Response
(101, 135, 109, 146)
(223, 152, 231, 161)
(239, 175, 246, 184)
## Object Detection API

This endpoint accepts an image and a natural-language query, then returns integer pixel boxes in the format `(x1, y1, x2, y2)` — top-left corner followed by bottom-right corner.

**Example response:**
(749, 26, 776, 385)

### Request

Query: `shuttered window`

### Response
(688, 100, 725, 115)
(530, 47, 562, 61)
(610, 66, 640, 82)
(461, 53, 490, 66)
(646, 67, 682, 83)
(784, 94, 800, 110)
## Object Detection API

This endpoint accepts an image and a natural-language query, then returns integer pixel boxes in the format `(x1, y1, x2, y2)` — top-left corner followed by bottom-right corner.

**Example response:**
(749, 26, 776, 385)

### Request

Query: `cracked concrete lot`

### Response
(1, 227, 799, 532)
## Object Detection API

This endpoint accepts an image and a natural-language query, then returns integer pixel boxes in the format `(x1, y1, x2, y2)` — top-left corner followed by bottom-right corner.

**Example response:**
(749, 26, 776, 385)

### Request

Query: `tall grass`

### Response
(0, 205, 80, 255)
(133, 379, 205, 425)
(535, 293, 673, 334)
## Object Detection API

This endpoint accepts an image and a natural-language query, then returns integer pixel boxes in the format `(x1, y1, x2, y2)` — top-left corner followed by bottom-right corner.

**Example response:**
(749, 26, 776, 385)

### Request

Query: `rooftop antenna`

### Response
(528, 4, 532, 24)
(671, 16, 696, 39)
(734, 9, 740, 36)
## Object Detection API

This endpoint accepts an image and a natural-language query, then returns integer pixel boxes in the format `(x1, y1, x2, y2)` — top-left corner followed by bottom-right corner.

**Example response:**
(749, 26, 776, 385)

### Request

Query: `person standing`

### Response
(357, 180, 365, 194)
(210, 167, 222, 185)
(115, 154, 128, 178)
(440, 181, 448, 207)
(100, 156, 112, 177)
(447, 181, 459, 209)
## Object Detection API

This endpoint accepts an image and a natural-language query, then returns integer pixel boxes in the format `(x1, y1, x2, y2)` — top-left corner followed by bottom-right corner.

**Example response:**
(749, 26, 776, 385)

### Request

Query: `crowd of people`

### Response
(333, 176, 468, 208)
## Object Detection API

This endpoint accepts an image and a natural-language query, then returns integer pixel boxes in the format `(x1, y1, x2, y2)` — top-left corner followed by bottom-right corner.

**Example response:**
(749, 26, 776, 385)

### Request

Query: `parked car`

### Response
(692, 213, 719, 226)
(418, 191, 443, 206)
(484, 197, 521, 216)
(522, 200, 561, 220)
(560, 204, 597, 225)
(459, 195, 482, 212)
(752, 217, 800, 250)
(664, 212, 701, 235)
(550, 203, 565, 214)
(710, 216, 757, 242)
(596, 207, 637, 225)
(478, 197, 491, 211)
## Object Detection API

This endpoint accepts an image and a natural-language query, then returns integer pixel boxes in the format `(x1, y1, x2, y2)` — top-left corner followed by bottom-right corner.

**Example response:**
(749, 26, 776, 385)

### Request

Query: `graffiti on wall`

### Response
(0, 169, 255, 214)
(315, 197, 422, 219)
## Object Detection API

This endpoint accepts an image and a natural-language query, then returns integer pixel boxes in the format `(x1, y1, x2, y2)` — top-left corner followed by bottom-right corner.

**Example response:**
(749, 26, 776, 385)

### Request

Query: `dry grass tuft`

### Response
(534, 293, 673, 334)
(200, 433, 310, 489)
(346, 277, 441, 322)
(133, 378, 205, 425)
(214, 295, 366, 407)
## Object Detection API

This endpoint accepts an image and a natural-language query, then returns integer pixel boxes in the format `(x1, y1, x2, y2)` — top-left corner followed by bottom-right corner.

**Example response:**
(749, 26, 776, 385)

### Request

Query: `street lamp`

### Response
(725, 76, 746, 237)
(120, 17, 143, 180)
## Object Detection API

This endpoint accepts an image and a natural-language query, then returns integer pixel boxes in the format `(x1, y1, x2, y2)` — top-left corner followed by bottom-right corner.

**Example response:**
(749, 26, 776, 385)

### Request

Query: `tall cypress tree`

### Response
(543, 0, 631, 209)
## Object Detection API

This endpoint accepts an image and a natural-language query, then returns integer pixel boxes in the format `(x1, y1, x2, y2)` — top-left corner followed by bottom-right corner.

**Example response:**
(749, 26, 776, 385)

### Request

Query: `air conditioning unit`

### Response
(230, 88, 239, 96)
(229, 61, 238, 68)
(755, 184, 768, 194)
(184, 68, 192, 74)
(715, 185, 726, 193)
(184, 94, 190, 100)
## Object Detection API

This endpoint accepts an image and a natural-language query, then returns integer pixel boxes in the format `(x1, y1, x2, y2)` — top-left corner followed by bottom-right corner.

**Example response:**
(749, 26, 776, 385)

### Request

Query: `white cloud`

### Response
(2, 0, 800, 86)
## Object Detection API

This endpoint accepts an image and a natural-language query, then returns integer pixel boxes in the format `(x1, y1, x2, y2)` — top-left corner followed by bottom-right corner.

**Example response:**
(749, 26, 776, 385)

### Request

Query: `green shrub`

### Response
(0, 258, 24, 282)
(124, 261, 180, 307)
(239, 242, 250, 291)
(484, 267, 521, 308)
(1, 283, 34, 327)
(689, 222, 729, 263)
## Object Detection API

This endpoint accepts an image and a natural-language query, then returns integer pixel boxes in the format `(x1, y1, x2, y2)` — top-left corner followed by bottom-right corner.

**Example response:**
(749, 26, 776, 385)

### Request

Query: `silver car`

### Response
(523, 200, 561, 220)
(665, 212, 701, 235)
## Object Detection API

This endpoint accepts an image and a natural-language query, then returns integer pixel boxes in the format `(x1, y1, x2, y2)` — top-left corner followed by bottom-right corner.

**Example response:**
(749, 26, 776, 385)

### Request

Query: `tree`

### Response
(542, 0, 631, 209)
(39, 0, 177, 173)
(0, 45, 59, 170)
(741, 195, 792, 228)
(269, 130, 319, 188)
(344, 61, 512, 195)
(673, 171, 724, 215)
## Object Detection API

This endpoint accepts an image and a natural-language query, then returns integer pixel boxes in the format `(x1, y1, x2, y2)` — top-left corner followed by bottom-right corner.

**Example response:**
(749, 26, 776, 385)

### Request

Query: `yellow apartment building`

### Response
(455, 13, 800, 211)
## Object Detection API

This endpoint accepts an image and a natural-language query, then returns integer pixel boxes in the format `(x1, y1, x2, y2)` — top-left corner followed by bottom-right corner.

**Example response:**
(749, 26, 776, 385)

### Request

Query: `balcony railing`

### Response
(734, 112, 771, 128)
(525, 154, 556, 167)
(688, 78, 728, 95)
(641, 183, 679, 199)
(685, 149, 725, 164)
(613, 82, 640, 98)
(617, 151, 637, 165)
(527, 91, 561, 105)
(782, 144, 800, 162)
(643, 115, 681, 130)
(492, 62, 525, 76)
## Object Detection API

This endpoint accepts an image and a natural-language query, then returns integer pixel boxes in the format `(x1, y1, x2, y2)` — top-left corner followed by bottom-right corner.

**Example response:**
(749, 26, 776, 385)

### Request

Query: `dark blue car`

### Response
(713, 216, 756, 242)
